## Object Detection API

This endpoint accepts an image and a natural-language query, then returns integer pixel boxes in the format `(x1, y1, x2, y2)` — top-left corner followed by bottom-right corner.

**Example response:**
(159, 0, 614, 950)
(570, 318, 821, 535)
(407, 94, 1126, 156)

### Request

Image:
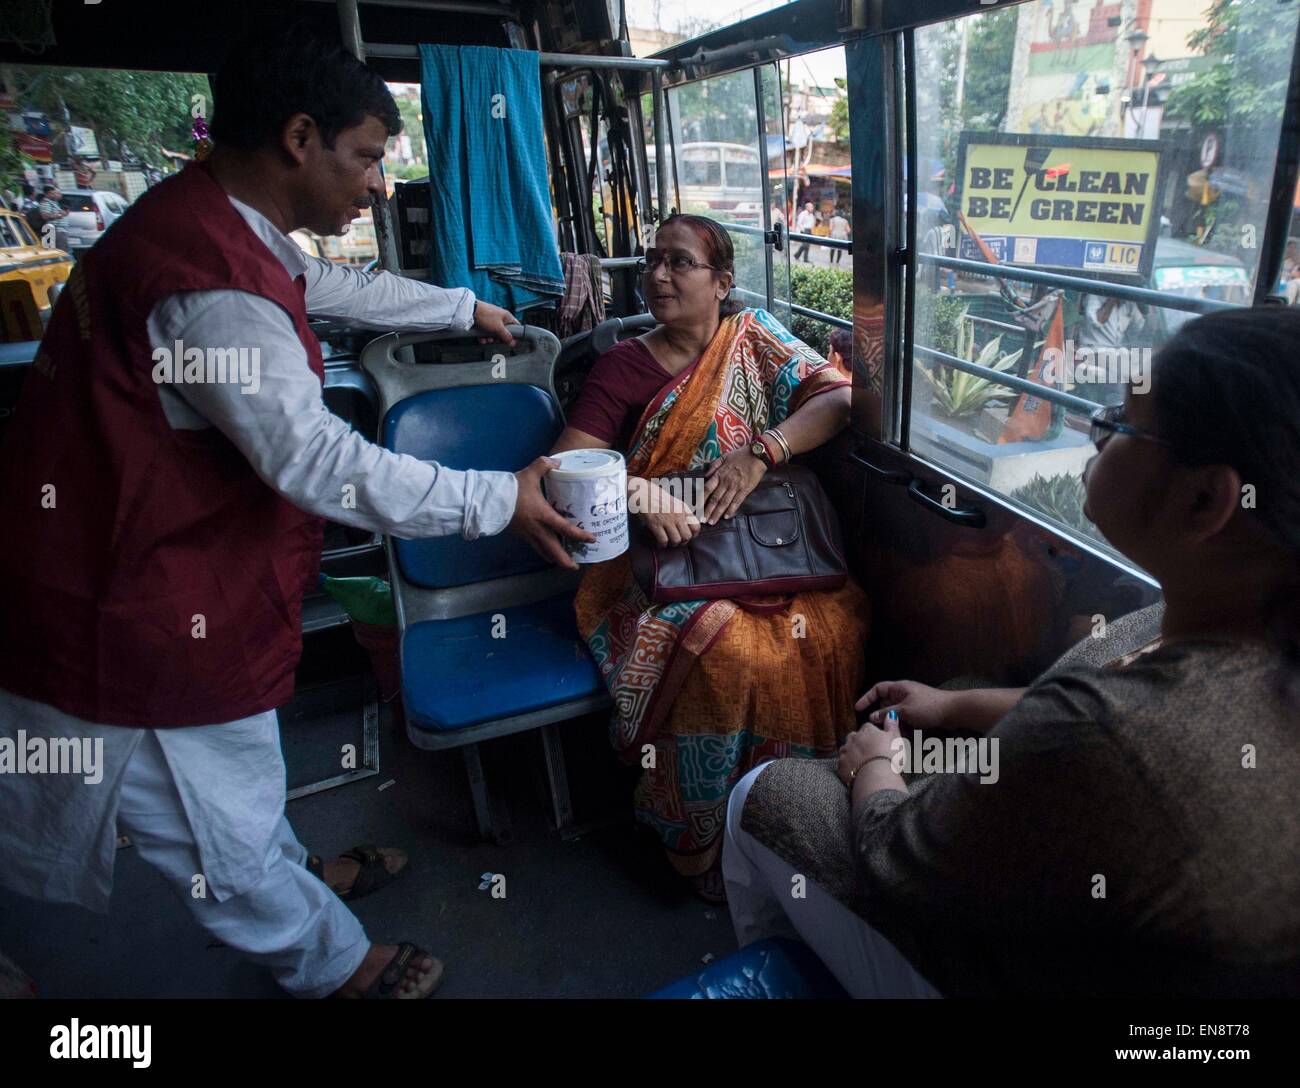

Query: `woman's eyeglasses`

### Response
(641, 249, 718, 274)
(1089, 404, 1175, 450)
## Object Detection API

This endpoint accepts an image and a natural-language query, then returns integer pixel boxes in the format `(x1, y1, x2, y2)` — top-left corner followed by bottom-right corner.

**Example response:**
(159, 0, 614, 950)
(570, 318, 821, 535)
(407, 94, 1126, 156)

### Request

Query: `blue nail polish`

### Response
(886, 709, 899, 724)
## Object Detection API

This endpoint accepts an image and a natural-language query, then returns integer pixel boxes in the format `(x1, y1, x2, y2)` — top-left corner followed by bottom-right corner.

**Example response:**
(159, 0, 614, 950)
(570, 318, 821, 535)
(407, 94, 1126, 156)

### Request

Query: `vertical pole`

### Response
(652, 69, 671, 222)
(754, 64, 775, 311)
(1255, 24, 1300, 303)
(337, 0, 403, 274)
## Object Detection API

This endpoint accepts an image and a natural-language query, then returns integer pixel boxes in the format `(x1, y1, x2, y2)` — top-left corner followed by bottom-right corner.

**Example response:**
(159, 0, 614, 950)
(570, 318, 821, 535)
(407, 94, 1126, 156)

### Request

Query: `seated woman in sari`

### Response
(552, 214, 869, 900)
(723, 306, 1300, 996)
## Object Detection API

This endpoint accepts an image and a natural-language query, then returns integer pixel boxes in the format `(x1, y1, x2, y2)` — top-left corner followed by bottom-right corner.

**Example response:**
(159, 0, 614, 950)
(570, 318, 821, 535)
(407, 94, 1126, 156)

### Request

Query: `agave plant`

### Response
(1009, 473, 1106, 544)
(918, 310, 1027, 418)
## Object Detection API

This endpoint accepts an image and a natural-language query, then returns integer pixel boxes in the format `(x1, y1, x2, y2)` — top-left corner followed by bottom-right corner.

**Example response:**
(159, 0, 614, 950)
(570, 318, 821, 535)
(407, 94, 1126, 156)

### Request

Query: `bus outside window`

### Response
(909, 0, 1300, 555)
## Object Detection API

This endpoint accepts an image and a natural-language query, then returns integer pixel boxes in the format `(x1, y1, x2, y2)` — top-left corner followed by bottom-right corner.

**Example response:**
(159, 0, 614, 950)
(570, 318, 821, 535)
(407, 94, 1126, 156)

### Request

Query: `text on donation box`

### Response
(543, 448, 629, 563)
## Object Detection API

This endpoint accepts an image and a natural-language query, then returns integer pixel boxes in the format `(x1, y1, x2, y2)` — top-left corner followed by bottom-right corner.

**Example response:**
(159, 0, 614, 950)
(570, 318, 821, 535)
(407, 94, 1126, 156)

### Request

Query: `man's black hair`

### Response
(210, 27, 401, 152)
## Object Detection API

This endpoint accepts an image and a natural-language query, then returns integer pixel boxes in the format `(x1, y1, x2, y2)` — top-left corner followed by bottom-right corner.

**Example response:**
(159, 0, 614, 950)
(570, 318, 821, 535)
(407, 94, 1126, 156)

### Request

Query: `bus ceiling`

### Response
(0, 0, 645, 81)
(0, 0, 1045, 84)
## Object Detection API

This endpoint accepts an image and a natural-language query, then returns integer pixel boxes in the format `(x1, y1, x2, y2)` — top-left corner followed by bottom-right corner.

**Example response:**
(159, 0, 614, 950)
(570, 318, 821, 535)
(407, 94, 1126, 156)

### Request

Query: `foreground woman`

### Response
(554, 215, 869, 899)
(724, 306, 1300, 996)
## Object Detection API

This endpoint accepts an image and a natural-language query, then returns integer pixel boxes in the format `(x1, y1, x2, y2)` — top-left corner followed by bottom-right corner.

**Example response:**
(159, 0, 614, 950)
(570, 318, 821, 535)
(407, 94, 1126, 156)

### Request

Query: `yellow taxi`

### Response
(0, 207, 75, 327)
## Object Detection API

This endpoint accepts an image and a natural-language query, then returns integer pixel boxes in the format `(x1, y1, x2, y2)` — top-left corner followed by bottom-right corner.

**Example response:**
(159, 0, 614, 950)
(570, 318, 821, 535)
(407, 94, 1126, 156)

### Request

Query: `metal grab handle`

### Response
(906, 479, 987, 529)
(361, 324, 543, 370)
(764, 219, 784, 253)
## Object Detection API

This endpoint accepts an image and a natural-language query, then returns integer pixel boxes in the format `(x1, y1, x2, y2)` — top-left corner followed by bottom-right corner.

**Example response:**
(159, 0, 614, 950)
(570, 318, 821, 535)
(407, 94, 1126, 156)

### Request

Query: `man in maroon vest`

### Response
(0, 32, 589, 999)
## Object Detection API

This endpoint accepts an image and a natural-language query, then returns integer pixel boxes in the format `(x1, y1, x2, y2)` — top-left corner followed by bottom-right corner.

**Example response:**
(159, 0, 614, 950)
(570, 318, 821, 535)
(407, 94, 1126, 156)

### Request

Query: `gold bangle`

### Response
(848, 754, 893, 785)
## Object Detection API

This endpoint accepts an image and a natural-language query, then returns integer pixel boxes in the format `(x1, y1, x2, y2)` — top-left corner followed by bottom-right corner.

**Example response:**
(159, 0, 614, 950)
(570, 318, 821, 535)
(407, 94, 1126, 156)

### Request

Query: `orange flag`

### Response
(998, 294, 1063, 444)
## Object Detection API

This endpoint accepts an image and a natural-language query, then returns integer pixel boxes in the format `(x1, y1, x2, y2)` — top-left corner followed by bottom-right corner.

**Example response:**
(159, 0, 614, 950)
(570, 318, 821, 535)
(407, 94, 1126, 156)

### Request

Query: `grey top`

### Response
(741, 614, 1300, 997)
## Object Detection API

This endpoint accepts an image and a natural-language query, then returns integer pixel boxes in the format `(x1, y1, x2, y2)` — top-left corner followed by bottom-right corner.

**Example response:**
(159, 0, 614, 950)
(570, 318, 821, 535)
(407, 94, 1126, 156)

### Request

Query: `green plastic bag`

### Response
(318, 574, 397, 627)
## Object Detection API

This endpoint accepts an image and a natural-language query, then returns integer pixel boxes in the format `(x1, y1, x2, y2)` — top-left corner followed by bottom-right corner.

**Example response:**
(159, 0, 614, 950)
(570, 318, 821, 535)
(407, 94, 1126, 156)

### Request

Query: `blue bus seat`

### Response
(360, 326, 610, 843)
(649, 937, 849, 1000)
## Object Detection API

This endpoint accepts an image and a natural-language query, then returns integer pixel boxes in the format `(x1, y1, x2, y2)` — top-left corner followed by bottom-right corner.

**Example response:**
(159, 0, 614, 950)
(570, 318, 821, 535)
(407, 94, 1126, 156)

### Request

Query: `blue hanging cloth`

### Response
(420, 45, 565, 312)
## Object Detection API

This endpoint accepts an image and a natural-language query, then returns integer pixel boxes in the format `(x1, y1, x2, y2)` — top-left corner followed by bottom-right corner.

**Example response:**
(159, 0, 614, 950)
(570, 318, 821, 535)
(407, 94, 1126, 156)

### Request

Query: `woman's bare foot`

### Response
(333, 943, 443, 999)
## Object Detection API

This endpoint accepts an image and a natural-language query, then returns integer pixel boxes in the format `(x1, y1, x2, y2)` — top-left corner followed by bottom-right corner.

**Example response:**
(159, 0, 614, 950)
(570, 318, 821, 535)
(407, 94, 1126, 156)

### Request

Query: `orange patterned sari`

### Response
(575, 309, 870, 878)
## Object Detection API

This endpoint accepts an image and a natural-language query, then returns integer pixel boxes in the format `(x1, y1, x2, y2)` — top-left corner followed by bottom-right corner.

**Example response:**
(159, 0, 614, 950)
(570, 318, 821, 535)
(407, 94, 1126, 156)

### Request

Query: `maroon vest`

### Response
(0, 163, 325, 726)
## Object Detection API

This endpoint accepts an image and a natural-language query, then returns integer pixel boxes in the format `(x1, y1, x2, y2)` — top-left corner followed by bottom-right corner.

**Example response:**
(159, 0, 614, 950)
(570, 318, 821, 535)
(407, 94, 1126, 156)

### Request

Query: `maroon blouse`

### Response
(565, 337, 677, 451)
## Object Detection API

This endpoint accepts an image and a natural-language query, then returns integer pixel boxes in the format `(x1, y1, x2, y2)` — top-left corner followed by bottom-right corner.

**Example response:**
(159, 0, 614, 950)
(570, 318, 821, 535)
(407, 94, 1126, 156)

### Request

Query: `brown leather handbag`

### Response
(628, 464, 848, 603)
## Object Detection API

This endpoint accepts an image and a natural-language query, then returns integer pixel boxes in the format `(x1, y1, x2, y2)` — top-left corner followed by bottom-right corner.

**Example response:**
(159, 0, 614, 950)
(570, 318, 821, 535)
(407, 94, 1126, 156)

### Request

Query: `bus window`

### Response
(723, 146, 761, 191)
(681, 144, 722, 189)
(666, 65, 793, 326)
(771, 45, 851, 356)
(908, 0, 1300, 555)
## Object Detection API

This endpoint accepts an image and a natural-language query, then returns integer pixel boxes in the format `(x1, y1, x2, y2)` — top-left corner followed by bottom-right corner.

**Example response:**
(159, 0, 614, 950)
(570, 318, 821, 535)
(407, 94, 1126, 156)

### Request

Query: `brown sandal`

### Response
(307, 845, 408, 901)
(363, 943, 444, 999)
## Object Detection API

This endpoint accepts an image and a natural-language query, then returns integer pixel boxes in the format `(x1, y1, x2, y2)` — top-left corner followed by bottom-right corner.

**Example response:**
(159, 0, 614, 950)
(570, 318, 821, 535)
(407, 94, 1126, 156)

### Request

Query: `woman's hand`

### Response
(835, 712, 902, 788)
(637, 479, 701, 547)
(701, 447, 767, 524)
(855, 680, 956, 732)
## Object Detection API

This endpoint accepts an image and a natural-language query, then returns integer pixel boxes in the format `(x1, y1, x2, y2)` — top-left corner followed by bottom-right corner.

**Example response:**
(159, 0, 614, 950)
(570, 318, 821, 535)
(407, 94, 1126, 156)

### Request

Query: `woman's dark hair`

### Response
(655, 213, 744, 317)
(1150, 306, 1300, 693)
(211, 28, 401, 152)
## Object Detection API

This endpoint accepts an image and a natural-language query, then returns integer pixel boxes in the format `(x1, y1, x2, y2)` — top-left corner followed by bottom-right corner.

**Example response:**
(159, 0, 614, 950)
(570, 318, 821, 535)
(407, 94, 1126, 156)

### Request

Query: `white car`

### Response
(60, 189, 130, 250)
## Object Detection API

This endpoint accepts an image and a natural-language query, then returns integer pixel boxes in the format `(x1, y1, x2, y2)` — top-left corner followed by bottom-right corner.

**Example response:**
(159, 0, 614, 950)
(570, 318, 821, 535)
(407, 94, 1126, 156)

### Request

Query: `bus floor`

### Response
(0, 701, 737, 999)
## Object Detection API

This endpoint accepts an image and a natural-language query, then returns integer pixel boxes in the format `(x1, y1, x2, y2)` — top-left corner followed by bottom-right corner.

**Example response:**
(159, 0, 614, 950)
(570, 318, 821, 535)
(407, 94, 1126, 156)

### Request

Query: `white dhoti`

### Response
(722, 762, 941, 999)
(0, 687, 368, 998)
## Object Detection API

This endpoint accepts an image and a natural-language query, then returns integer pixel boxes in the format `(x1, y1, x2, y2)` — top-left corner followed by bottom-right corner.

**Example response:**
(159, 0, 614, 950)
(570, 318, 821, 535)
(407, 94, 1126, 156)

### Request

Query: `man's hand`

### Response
(473, 300, 518, 345)
(700, 447, 767, 524)
(855, 679, 955, 731)
(509, 457, 595, 570)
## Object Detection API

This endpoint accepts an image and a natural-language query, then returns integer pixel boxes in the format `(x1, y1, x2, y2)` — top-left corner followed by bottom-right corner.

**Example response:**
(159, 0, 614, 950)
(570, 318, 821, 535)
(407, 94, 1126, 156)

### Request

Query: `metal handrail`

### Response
(364, 42, 671, 69)
(786, 230, 851, 252)
(967, 314, 1028, 337)
(915, 344, 1102, 417)
(724, 220, 853, 252)
(790, 300, 852, 330)
(745, 278, 1095, 413)
(917, 252, 1241, 315)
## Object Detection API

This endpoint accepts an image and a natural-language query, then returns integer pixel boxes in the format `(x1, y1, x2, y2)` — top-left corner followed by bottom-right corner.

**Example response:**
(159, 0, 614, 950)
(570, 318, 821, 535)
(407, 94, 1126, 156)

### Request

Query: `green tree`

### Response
(0, 124, 25, 195)
(7, 66, 208, 166)
(828, 78, 848, 144)
(1164, 0, 1295, 127)
(673, 68, 758, 145)
(392, 92, 426, 165)
(961, 7, 1016, 133)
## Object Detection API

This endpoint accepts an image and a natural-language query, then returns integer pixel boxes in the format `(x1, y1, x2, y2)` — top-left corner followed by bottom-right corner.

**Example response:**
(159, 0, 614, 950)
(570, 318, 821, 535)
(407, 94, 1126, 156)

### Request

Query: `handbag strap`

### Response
(733, 594, 796, 615)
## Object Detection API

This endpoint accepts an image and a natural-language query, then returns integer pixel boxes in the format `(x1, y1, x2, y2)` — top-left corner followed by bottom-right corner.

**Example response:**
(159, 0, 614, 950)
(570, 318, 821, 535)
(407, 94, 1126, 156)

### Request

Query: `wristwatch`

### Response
(749, 437, 774, 467)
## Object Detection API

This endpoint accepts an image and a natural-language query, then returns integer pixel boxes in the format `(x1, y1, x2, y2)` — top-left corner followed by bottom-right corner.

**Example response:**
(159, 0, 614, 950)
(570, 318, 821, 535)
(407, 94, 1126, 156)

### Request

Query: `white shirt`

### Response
(148, 194, 519, 540)
(0, 196, 525, 910)
(1079, 294, 1144, 352)
(796, 209, 816, 232)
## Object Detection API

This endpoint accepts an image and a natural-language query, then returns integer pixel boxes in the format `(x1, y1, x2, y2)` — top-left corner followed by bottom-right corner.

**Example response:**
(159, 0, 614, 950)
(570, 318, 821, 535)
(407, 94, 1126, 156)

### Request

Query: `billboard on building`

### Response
(956, 131, 1163, 281)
